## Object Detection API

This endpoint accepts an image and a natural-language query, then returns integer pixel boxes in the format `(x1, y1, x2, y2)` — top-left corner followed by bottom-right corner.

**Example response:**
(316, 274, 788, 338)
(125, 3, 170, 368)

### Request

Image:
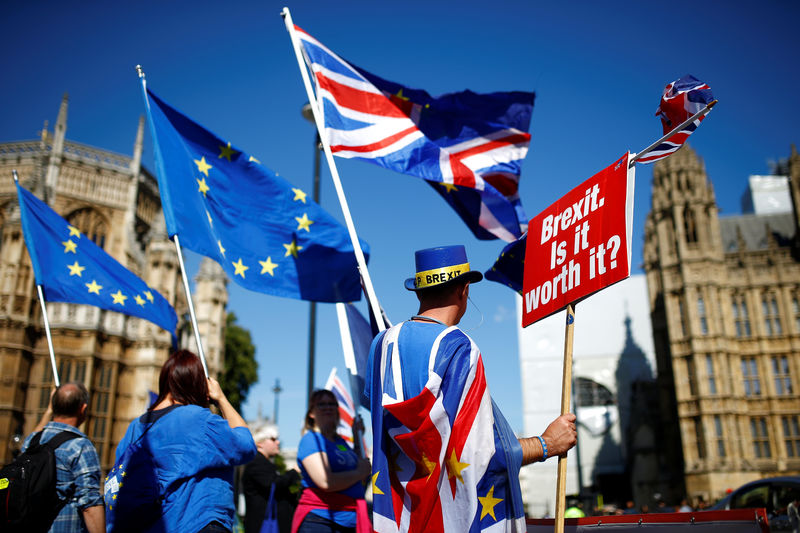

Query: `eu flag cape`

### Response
(142, 86, 368, 303)
(366, 322, 526, 532)
(16, 183, 178, 336)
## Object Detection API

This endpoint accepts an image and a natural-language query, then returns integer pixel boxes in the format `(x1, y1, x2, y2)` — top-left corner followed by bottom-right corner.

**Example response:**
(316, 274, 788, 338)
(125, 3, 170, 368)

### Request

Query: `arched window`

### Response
(66, 207, 108, 249)
(684, 206, 698, 244)
(574, 377, 614, 407)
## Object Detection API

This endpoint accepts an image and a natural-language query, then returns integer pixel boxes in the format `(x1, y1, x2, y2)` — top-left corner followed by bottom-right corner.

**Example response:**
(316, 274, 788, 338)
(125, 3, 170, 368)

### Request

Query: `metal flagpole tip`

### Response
(281, 7, 289, 18)
(136, 65, 145, 79)
(12, 169, 19, 183)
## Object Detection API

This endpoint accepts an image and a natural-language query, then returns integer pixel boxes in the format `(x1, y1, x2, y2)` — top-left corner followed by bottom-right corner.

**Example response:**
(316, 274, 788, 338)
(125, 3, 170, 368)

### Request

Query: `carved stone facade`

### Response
(643, 144, 800, 501)
(0, 94, 229, 468)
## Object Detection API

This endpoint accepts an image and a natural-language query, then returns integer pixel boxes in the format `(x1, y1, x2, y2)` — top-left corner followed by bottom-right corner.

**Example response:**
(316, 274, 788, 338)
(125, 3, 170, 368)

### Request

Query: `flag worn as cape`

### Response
(365, 322, 525, 533)
(295, 25, 533, 242)
(142, 86, 368, 303)
(16, 182, 178, 338)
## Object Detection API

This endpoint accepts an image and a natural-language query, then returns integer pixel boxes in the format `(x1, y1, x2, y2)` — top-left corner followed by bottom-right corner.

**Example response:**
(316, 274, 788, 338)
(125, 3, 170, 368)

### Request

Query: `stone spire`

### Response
(44, 93, 68, 203)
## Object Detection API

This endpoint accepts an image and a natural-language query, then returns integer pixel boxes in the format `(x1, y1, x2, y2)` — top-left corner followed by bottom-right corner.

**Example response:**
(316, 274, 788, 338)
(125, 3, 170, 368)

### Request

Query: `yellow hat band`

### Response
(414, 262, 471, 289)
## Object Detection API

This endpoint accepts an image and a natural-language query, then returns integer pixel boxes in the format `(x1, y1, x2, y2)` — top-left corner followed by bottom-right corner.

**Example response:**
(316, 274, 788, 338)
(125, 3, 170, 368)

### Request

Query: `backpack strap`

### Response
(29, 430, 44, 448)
(42, 430, 82, 451)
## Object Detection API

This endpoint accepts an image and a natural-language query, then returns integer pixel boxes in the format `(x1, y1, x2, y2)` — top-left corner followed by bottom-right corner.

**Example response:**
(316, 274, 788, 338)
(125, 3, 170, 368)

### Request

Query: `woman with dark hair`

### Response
(114, 350, 256, 532)
(291, 389, 371, 533)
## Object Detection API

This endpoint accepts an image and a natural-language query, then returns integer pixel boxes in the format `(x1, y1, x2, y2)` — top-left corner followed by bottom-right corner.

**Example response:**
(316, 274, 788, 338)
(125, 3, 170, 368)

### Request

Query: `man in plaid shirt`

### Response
(22, 383, 105, 533)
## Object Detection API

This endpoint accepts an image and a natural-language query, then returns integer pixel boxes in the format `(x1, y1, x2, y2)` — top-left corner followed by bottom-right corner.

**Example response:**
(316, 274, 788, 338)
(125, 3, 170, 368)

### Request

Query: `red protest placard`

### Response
(522, 153, 635, 327)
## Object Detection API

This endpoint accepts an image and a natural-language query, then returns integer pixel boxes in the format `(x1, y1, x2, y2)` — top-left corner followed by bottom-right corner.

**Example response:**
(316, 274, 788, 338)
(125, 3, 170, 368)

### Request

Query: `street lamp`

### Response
(301, 103, 322, 408)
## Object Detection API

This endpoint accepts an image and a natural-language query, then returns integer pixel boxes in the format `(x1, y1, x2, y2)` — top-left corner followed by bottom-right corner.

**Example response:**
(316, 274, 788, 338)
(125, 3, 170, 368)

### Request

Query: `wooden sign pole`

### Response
(554, 303, 576, 533)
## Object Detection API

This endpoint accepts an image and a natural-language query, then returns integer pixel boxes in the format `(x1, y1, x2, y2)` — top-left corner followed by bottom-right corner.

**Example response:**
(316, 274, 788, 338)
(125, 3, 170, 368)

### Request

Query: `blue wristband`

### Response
(537, 436, 548, 461)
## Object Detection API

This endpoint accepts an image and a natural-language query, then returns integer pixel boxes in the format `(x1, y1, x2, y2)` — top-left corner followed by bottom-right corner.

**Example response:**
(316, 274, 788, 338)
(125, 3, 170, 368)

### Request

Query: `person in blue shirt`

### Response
(114, 350, 256, 532)
(292, 389, 371, 533)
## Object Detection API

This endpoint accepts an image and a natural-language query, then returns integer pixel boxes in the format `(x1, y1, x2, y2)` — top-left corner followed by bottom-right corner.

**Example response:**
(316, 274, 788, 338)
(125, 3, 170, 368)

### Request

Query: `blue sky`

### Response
(2, 1, 798, 448)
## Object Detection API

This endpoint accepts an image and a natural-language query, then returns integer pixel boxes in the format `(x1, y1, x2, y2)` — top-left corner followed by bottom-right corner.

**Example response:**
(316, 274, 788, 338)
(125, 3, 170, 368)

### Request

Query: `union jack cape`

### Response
(294, 26, 534, 242)
(365, 322, 526, 532)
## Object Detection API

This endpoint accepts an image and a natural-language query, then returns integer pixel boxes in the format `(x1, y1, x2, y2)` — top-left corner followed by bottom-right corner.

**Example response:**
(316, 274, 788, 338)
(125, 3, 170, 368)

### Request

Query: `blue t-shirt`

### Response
(114, 404, 256, 532)
(297, 430, 364, 528)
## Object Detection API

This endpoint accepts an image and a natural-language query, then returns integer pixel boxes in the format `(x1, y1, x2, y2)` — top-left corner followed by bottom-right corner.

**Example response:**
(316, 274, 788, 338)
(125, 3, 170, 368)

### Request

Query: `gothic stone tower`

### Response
(0, 95, 229, 467)
(643, 144, 800, 502)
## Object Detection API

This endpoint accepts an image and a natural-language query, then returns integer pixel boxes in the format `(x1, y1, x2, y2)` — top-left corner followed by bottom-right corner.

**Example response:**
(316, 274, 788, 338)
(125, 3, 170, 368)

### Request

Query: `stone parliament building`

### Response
(644, 144, 800, 500)
(0, 95, 228, 469)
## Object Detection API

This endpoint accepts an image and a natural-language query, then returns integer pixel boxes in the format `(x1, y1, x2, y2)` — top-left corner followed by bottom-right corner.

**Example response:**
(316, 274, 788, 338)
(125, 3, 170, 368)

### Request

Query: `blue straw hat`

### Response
(404, 245, 483, 291)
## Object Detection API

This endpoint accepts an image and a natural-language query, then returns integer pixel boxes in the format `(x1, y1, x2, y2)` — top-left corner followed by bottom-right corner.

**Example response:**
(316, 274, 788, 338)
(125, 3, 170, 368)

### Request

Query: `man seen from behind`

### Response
(23, 382, 105, 533)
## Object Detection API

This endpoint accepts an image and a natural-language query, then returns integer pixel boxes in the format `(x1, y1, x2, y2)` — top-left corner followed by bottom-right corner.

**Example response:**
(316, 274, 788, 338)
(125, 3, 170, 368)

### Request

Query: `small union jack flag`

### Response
(637, 75, 715, 164)
(325, 367, 357, 443)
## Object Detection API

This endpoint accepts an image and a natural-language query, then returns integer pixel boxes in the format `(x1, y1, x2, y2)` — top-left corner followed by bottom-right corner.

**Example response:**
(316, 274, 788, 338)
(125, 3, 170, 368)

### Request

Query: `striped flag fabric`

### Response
(325, 367, 357, 443)
(637, 75, 715, 164)
(366, 323, 526, 532)
(294, 25, 534, 242)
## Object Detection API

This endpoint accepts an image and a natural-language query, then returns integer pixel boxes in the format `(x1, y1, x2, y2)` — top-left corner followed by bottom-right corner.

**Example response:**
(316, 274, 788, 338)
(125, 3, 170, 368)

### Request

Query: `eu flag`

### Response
(16, 183, 178, 336)
(484, 233, 526, 294)
(142, 86, 367, 303)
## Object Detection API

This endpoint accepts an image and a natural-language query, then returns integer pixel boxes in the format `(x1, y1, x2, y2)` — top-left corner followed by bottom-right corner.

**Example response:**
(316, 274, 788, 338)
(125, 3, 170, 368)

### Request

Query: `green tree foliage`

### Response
(220, 312, 258, 412)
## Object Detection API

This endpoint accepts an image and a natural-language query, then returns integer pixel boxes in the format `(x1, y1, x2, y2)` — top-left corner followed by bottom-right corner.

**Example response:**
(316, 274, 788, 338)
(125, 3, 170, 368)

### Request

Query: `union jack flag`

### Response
(365, 322, 526, 532)
(637, 75, 715, 164)
(294, 26, 534, 242)
(325, 367, 357, 443)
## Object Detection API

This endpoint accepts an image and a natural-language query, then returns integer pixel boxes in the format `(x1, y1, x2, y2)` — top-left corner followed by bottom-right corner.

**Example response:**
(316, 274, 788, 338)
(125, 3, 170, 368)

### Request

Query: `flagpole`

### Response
(137, 65, 208, 377)
(11, 170, 61, 386)
(554, 303, 576, 533)
(281, 7, 386, 332)
(630, 100, 717, 166)
(36, 285, 61, 387)
(172, 235, 209, 377)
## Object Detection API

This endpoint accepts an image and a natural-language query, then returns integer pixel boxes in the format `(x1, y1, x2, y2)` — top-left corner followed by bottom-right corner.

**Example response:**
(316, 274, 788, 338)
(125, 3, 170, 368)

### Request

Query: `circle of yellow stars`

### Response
(58, 224, 159, 313)
(195, 143, 316, 281)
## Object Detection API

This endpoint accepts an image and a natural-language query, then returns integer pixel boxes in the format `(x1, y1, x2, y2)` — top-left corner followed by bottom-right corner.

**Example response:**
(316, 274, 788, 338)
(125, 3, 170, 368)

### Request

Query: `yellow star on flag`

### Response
(371, 472, 384, 495)
(422, 453, 437, 481)
(67, 261, 85, 277)
(194, 156, 212, 177)
(232, 258, 249, 278)
(446, 449, 469, 484)
(259, 257, 278, 276)
(85, 280, 102, 294)
(62, 239, 77, 254)
(67, 225, 81, 237)
(218, 142, 236, 161)
(111, 290, 127, 306)
(292, 188, 307, 203)
(440, 182, 458, 193)
(283, 240, 302, 258)
(197, 177, 210, 197)
(134, 295, 146, 306)
(248, 155, 260, 164)
(395, 88, 409, 101)
(218, 240, 226, 257)
(295, 213, 314, 232)
(144, 290, 154, 303)
(478, 485, 503, 521)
